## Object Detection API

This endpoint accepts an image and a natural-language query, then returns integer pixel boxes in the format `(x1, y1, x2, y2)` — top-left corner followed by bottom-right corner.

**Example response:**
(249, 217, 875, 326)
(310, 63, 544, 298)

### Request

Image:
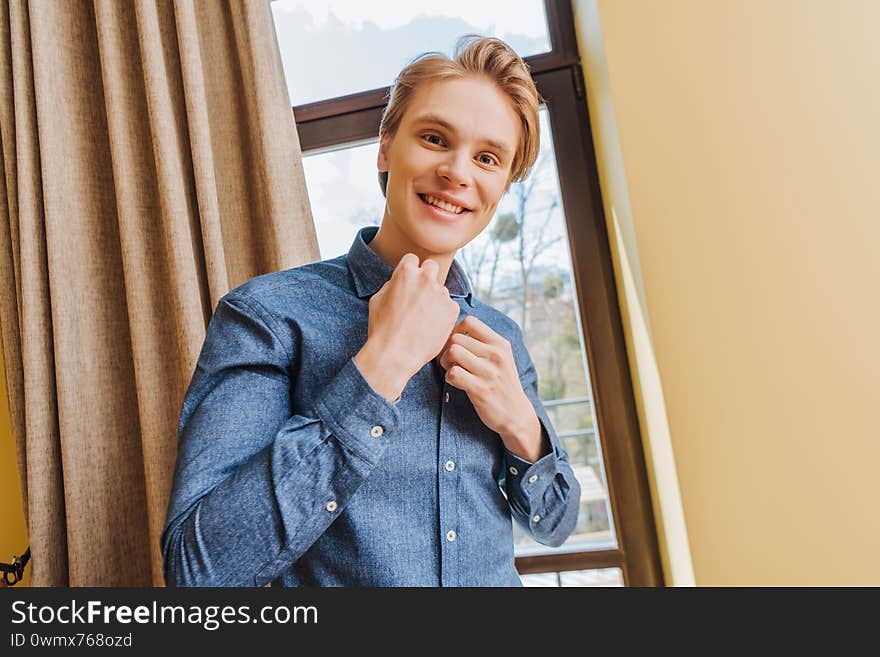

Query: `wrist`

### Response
(500, 407, 546, 463)
(354, 339, 413, 403)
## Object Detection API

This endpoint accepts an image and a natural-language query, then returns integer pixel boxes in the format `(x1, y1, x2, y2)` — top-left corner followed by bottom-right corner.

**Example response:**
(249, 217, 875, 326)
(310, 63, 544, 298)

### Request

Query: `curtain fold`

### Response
(0, 0, 318, 586)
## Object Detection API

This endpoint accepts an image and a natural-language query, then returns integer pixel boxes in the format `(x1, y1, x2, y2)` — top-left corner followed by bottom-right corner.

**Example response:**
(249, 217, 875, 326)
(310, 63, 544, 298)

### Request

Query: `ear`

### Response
(377, 132, 390, 172)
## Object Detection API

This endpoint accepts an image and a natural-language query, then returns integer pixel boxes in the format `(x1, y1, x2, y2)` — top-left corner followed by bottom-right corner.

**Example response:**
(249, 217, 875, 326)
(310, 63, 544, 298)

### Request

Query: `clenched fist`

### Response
(354, 253, 460, 402)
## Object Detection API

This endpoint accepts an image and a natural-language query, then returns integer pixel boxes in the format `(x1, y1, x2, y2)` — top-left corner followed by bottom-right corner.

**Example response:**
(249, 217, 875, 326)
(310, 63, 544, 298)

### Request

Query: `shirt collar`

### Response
(346, 225, 474, 307)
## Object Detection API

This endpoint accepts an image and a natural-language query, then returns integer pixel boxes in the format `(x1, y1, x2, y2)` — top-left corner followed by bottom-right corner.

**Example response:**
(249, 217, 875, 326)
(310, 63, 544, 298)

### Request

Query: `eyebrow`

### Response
(412, 113, 513, 157)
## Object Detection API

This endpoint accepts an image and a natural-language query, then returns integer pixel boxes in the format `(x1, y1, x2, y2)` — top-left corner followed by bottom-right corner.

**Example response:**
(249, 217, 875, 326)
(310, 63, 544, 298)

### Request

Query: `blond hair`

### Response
(378, 35, 541, 196)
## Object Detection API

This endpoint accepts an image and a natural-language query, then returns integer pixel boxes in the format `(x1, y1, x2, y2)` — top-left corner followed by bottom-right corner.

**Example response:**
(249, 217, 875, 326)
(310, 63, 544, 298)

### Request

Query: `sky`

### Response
(273, 0, 548, 34)
(271, 0, 551, 105)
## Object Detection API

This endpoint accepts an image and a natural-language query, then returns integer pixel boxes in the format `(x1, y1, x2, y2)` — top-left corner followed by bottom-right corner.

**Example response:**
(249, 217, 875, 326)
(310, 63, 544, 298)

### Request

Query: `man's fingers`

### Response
(446, 332, 493, 359)
(445, 364, 481, 393)
(420, 258, 440, 282)
(451, 315, 503, 346)
(397, 253, 420, 270)
(440, 343, 491, 377)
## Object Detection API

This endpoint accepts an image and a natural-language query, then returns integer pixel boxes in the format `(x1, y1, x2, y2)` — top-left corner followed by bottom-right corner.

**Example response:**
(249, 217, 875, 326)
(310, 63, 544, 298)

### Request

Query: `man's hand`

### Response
(438, 316, 549, 462)
(354, 254, 460, 402)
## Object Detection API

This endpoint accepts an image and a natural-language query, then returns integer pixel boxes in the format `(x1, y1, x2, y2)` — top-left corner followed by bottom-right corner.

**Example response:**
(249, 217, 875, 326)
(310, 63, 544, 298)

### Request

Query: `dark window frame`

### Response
(285, 0, 664, 586)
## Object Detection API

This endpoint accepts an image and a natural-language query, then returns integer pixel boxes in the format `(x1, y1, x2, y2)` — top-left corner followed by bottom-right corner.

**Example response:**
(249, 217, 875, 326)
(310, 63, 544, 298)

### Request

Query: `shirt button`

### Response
(446, 530, 457, 542)
(532, 514, 541, 523)
(444, 460, 455, 472)
(370, 425, 384, 438)
(528, 474, 538, 483)
(509, 466, 518, 476)
(326, 501, 338, 512)
(444, 392, 450, 403)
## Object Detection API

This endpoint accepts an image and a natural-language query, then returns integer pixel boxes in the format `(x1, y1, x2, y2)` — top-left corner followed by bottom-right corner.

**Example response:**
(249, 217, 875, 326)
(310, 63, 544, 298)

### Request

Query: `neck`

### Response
(368, 216, 454, 285)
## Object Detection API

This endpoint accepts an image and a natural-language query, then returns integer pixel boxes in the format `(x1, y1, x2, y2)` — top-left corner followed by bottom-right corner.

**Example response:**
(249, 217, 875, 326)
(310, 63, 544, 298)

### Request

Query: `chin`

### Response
(395, 216, 463, 253)
(407, 227, 465, 256)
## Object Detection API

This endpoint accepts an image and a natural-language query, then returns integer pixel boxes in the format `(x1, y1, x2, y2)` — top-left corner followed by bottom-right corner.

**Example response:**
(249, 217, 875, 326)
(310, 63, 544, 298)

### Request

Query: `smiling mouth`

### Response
(418, 193, 471, 215)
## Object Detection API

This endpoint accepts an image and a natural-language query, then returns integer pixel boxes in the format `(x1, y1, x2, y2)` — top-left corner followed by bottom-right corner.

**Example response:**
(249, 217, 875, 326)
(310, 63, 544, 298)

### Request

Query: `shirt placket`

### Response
(436, 367, 461, 587)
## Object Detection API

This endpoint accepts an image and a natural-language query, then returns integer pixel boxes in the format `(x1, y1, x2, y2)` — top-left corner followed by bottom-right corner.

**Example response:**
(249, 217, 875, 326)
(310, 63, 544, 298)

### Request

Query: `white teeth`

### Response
(421, 194, 464, 214)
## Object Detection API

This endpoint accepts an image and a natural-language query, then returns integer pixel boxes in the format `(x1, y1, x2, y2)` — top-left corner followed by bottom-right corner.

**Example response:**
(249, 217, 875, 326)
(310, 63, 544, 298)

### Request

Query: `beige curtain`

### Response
(0, 0, 318, 586)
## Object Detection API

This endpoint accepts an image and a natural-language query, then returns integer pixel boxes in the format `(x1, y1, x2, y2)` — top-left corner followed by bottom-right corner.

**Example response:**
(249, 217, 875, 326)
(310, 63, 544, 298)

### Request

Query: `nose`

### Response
(436, 150, 470, 187)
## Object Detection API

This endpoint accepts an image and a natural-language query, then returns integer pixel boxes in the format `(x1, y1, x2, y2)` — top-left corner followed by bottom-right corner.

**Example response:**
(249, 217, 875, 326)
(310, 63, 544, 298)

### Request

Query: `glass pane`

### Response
(519, 572, 558, 587)
(520, 568, 624, 587)
(271, 0, 551, 105)
(302, 142, 384, 260)
(302, 109, 618, 558)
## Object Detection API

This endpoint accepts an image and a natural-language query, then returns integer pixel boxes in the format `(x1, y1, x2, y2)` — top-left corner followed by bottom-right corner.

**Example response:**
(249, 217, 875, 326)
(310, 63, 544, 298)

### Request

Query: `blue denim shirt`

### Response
(161, 226, 581, 587)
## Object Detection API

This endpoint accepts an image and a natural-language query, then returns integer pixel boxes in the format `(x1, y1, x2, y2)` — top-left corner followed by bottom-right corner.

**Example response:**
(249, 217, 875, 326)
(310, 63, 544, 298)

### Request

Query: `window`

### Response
(272, 0, 663, 586)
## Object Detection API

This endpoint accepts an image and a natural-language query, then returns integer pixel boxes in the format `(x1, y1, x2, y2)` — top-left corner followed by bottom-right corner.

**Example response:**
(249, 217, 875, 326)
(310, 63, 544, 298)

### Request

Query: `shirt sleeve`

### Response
(161, 292, 400, 587)
(501, 329, 582, 548)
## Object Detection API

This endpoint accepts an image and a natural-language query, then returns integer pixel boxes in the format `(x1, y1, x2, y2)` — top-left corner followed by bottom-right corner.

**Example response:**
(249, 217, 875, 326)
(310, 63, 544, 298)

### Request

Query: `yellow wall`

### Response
(0, 342, 29, 586)
(574, 0, 880, 584)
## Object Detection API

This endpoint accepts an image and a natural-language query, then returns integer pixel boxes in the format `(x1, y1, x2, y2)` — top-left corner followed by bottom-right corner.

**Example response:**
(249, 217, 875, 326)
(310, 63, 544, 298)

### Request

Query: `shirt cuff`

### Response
(503, 440, 560, 517)
(313, 356, 402, 465)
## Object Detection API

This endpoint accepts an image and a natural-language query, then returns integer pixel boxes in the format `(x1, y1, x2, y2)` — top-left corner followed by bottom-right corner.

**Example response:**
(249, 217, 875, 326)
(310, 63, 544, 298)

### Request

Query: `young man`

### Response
(161, 36, 581, 587)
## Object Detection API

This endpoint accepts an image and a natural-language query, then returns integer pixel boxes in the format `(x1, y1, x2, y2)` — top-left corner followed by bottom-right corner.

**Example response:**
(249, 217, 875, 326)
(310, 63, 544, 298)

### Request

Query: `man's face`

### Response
(377, 75, 521, 258)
